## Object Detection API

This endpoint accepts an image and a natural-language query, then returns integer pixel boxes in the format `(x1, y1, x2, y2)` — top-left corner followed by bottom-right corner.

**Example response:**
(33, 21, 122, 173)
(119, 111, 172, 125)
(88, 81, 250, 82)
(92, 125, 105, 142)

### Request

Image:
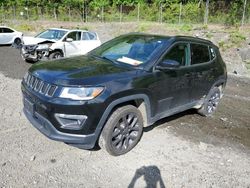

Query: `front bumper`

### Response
(23, 107, 97, 149)
(21, 46, 49, 62)
(21, 80, 106, 149)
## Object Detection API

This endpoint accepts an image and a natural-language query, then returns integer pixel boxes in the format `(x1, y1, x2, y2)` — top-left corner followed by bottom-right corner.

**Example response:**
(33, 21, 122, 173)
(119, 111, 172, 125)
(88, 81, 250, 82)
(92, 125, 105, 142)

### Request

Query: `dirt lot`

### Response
(0, 45, 250, 188)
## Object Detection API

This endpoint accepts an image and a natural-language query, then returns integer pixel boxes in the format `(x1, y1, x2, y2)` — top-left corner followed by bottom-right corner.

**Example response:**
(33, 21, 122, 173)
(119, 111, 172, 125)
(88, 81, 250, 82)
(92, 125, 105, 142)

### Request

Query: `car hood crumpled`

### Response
(22, 36, 56, 45)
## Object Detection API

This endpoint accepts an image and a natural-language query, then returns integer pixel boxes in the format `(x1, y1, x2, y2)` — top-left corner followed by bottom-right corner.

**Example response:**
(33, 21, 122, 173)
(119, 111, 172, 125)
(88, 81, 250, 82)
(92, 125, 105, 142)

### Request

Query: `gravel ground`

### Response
(0, 46, 250, 187)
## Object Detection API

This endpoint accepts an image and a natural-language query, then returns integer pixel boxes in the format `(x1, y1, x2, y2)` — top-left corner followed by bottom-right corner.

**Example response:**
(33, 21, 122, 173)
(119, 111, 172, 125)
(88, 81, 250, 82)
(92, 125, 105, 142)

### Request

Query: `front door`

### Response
(63, 31, 82, 57)
(151, 43, 193, 115)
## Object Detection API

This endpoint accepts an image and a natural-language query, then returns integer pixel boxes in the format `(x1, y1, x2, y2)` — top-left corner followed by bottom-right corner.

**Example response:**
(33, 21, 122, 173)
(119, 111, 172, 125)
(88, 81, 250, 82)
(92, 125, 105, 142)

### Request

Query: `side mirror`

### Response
(156, 59, 180, 70)
(66, 38, 73, 42)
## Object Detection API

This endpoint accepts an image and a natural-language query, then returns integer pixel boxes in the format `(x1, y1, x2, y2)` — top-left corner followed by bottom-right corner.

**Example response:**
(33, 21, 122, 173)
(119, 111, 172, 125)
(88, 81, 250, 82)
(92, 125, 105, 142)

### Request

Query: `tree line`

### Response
(0, 0, 249, 25)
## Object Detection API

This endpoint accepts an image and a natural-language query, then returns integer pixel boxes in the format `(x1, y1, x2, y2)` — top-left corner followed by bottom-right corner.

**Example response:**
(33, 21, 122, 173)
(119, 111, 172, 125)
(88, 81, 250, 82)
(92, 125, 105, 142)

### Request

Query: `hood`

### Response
(22, 36, 55, 45)
(29, 55, 137, 86)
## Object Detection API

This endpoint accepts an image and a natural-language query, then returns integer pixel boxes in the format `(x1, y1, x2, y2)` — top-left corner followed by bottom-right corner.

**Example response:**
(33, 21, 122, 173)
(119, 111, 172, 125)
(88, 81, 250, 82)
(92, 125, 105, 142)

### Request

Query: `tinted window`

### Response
(191, 44, 210, 65)
(163, 43, 188, 66)
(66, 31, 81, 41)
(3, 28, 14, 33)
(82, 32, 89, 40)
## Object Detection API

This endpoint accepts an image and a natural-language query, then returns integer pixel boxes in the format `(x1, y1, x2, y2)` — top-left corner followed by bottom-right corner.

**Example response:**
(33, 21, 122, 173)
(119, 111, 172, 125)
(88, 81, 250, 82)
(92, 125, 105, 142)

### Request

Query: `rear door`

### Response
(79, 32, 101, 54)
(189, 43, 217, 102)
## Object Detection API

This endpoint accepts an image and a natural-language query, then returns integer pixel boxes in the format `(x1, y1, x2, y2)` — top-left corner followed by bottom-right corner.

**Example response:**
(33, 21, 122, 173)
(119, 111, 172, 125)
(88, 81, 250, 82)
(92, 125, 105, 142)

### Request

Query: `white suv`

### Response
(21, 28, 101, 62)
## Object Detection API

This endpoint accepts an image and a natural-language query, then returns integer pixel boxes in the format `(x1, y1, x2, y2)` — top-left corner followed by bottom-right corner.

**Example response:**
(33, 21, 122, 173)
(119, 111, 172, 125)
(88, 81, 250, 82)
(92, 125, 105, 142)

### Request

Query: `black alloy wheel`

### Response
(99, 105, 143, 156)
(198, 87, 221, 116)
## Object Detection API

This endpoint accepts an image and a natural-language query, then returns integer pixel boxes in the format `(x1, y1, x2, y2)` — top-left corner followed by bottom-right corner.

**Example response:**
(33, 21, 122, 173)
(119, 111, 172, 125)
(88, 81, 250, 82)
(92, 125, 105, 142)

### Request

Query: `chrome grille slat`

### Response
(24, 73, 57, 97)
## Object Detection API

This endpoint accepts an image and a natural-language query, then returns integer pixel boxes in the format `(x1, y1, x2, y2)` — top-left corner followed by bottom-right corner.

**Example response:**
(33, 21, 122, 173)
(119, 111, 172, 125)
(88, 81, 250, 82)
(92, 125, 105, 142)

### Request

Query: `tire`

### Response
(13, 38, 22, 48)
(49, 51, 63, 60)
(99, 105, 144, 156)
(198, 87, 221, 116)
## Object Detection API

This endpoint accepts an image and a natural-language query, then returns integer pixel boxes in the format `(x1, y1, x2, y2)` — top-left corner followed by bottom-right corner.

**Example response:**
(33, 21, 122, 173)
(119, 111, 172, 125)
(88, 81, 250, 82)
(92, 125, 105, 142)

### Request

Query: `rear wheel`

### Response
(49, 51, 63, 60)
(13, 38, 22, 48)
(99, 105, 144, 156)
(198, 87, 221, 116)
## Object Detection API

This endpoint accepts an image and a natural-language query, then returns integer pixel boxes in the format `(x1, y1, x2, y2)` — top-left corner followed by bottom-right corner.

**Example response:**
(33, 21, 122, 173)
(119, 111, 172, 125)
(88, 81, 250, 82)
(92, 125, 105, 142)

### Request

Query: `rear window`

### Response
(191, 44, 210, 65)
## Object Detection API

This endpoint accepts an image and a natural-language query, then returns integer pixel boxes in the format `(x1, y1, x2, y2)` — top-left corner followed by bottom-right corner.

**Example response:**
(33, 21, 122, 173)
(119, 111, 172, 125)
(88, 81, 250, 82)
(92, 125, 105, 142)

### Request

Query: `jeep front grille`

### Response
(24, 73, 57, 97)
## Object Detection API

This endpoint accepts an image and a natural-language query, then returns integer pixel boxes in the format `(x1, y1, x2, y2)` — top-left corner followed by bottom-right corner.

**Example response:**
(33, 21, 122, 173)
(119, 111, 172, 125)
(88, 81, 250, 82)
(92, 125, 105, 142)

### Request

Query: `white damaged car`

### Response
(21, 28, 101, 62)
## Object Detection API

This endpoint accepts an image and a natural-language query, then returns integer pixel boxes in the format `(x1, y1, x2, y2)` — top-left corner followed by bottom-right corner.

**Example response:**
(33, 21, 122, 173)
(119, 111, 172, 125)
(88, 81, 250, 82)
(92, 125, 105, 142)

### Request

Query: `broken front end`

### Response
(21, 42, 53, 62)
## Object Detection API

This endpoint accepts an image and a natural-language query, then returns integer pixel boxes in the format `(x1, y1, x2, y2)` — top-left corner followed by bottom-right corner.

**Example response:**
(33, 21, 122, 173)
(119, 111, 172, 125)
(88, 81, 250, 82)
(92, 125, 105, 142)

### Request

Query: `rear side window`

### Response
(82, 32, 89, 40)
(191, 44, 210, 65)
(87, 32, 97, 40)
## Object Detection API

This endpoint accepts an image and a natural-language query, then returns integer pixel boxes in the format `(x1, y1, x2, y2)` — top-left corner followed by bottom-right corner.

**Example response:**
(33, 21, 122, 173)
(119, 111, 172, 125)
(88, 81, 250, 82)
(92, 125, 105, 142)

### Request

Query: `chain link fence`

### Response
(0, 2, 249, 25)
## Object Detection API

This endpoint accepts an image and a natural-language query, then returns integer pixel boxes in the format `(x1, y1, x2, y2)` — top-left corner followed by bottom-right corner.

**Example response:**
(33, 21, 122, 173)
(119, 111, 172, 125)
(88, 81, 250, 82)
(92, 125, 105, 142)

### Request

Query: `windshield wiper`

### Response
(100, 56, 116, 64)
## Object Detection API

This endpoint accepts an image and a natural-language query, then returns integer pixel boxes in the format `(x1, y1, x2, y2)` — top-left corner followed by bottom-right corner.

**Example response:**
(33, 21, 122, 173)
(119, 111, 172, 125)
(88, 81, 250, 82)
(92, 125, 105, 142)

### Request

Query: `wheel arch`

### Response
(94, 94, 152, 141)
(49, 48, 64, 57)
(210, 77, 227, 97)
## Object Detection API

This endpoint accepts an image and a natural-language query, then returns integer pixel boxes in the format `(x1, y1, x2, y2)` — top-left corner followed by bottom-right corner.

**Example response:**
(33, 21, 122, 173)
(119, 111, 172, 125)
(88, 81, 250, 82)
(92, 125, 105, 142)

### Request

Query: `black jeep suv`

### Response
(22, 33, 227, 156)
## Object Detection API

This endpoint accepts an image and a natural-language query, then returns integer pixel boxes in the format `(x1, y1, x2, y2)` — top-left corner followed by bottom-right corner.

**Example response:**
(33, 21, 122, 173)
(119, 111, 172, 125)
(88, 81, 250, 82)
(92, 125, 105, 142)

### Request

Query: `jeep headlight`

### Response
(59, 87, 104, 100)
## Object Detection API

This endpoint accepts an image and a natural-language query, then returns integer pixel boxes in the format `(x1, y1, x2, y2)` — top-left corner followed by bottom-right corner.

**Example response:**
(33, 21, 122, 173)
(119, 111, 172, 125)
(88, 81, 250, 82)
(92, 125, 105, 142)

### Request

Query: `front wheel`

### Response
(99, 105, 144, 156)
(198, 87, 221, 116)
(49, 51, 63, 60)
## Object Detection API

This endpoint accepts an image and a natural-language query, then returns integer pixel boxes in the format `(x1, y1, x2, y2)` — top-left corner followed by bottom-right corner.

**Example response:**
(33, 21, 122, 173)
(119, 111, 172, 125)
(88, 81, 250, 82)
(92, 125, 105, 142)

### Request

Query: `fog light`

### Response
(55, 113, 87, 130)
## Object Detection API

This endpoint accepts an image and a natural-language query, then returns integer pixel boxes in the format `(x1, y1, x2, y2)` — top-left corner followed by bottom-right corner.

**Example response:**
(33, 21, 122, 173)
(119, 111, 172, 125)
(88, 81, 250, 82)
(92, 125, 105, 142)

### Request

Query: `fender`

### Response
(93, 94, 152, 139)
(210, 76, 227, 91)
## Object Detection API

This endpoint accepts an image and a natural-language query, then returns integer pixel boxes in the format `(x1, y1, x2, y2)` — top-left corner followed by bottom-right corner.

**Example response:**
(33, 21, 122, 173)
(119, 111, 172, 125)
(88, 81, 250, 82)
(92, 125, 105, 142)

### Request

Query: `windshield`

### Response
(90, 35, 169, 66)
(36, 29, 67, 40)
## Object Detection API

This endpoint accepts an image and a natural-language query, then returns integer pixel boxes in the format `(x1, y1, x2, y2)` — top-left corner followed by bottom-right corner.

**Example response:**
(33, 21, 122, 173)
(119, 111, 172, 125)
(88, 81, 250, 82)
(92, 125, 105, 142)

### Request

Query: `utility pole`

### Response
(159, 3, 163, 24)
(120, 4, 122, 23)
(137, 3, 140, 22)
(241, 0, 247, 27)
(179, 2, 182, 24)
(204, 0, 209, 25)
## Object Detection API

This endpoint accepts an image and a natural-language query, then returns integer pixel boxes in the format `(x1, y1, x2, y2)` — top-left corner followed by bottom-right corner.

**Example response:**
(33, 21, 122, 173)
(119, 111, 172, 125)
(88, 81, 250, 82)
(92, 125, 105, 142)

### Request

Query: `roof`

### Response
(48, 28, 88, 32)
(123, 32, 214, 46)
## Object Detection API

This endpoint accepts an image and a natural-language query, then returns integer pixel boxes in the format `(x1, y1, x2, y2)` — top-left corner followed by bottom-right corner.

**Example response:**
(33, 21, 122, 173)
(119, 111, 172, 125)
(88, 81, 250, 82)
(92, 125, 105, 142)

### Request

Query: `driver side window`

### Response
(162, 43, 188, 66)
(66, 31, 81, 41)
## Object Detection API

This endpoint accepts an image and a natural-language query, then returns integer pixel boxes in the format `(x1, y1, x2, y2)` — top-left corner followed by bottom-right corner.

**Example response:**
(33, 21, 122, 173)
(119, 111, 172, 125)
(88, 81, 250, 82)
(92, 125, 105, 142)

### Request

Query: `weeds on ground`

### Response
(136, 22, 151, 32)
(15, 24, 36, 32)
(218, 30, 246, 51)
(180, 24, 193, 32)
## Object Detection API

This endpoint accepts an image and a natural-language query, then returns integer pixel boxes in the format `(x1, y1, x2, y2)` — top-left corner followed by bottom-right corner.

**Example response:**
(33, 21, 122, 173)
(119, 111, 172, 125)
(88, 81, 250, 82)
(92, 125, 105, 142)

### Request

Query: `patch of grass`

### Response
(206, 32, 213, 39)
(136, 23, 151, 32)
(229, 31, 246, 46)
(245, 61, 250, 70)
(219, 30, 246, 51)
(179, 24, 193, 32)
(16, 24, 35, 32)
